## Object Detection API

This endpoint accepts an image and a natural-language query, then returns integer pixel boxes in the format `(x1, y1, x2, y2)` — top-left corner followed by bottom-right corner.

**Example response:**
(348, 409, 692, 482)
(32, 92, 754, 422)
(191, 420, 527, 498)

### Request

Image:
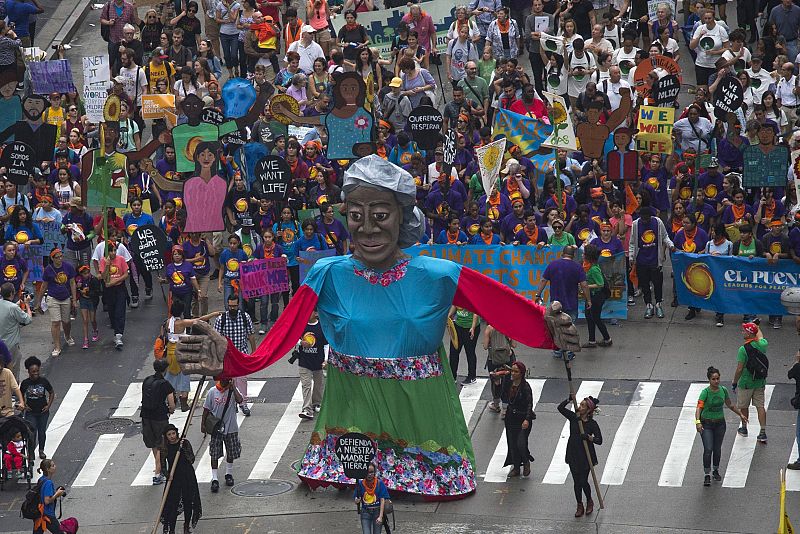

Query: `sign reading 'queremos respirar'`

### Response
(408, 105, 443, 151)
(334, 432, 376, 480)
(129, 224, 169, 272)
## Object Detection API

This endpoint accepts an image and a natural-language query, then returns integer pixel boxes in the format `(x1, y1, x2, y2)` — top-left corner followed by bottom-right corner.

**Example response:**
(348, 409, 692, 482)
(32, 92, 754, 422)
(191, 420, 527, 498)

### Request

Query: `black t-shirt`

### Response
(140, 374, 175, 420)
(570, 0, 594, 38)
(298, 321, 327, 371)
(177, 16, 202, 48)
(20, 377, 53, 414)
(338, 25, 368, 61)
(226, 188, 254, 228)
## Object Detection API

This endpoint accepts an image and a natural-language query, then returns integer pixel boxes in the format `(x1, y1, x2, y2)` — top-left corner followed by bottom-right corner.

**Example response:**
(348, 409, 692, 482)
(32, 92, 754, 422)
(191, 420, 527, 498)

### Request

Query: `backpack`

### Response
(744, 342, 769, 380)
(60, 517, 79, 534)
(100, 2, 112, 42)
(21, 479, 44, 520)
(141, 374, 168, 411)
(153, 319, 169, 359)
(488, 328, 514, 366)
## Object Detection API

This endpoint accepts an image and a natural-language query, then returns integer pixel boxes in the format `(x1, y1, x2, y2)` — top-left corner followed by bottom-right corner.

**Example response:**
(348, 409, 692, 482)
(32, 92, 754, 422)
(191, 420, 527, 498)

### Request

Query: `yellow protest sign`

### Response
(141, 94, 176, 120)
(635, 106, 674, 154)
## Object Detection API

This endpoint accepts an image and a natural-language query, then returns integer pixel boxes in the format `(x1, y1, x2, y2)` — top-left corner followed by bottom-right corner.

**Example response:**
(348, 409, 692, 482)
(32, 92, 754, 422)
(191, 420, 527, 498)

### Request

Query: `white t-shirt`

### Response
(119, 66, 148, 107)
(567, 51, 596, 98)
(722, 47, 751, 72)
(746, 67, 774, 104)
(601, 79, 632, 111)
(692, 23, 728, 68)
(611, 47, 638, 84)
(286, 40, 325, 73)
(91, 242, 132, 265)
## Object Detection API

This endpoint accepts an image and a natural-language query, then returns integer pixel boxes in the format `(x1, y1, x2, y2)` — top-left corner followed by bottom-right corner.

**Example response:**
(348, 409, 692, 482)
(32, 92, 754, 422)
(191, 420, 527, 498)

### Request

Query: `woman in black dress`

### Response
(160, 424, 202, 534)
(494, 361, 535, 477)
(558, 394, 602, 518)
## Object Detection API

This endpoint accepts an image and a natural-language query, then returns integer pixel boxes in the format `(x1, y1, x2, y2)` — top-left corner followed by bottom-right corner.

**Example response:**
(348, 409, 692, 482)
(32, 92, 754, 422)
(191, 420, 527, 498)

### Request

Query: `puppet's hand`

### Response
(177, 320, 228, 376)
(545, 301, 582, 353)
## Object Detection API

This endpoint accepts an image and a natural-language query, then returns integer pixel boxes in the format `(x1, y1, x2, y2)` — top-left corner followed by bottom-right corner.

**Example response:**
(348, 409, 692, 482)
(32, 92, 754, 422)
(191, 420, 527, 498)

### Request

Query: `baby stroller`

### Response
(0, 415, 34, 490)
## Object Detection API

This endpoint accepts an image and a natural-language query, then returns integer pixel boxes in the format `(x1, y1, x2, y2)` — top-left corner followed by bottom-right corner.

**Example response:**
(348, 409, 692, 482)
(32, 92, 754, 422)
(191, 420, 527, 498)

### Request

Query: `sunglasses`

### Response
(553, 225, 564, 230)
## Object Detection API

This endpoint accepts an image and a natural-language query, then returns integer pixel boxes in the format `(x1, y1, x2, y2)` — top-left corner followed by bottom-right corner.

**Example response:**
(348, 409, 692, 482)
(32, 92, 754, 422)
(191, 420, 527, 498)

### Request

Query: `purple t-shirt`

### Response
(790, 227, 800, 256)
(0, 256, 27, 292)
(315, 216, 350, 254)
(542, 257, 586, 312)
(43, 262, 76, 301)
(589, 236, 624, 257)
(673, 227, 709, 253)
(166, 261, 196, 296)
(635, 217, 660, 266)
(686, 201, 717, 232)
(181, 240, 211, 276)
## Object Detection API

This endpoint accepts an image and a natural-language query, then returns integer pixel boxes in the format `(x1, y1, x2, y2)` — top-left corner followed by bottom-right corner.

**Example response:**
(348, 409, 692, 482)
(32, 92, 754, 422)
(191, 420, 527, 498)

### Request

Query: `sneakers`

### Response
(684, 309, 697, 320)
(565, 351, 576, 361)
(240, 404, 251, 416)
(787, 461, 800, 470)
(581, 341, 597, 348)
(645, 304, 654, 319)
(210, 479, 219, 493)
(51, 348, 61, 357)
(145, 287, 153, 300)
(461, 378, 477, 385)
(114, 333, 124, 350)
(773, 318, 782, 329)
(91, 329, 99, 342)
(258, 326, 266, 335)
(634, 288, 642, 297)
(299, 411, 314, 420)
(737, 425, 748, 437)
(153, 474, 166, 485)
(703, 474, 711, 486)
(598, 338, 613, 347)
(627, 296, 635, 306)
(313, 404, 321, 412)
(65, 337, 75, 347)
(488, 402, 501, 413)
(225, 474, 234, 486)
(552, 350, 563, 359)
(757, 430, 767, 443)
(715, 314, 724, 328)
(655, 303, 664, 318)
(131, 295, 139, 308)
(712, 470, 722, 481)
(82, 338, 89, 350)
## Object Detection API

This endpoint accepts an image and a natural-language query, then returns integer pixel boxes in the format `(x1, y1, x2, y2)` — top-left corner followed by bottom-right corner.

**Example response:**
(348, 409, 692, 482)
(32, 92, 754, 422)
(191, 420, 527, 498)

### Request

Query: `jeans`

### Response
(172, 291, 193, 318)
(700, 418, 726, 471)
(636, 264, 663, 305)
(586, 292, 610, 342)
(223, 279, 242, 310)
(529, 50, 545, 96)
(219, 33, 239, 69)
(449, 324, 479, 381)
(24, 411, 49, 454)
(259, 292, 281, 324)
(104, 284, 127, 335)
(360, 507, 382, 534)
(237, 40, 249, 77)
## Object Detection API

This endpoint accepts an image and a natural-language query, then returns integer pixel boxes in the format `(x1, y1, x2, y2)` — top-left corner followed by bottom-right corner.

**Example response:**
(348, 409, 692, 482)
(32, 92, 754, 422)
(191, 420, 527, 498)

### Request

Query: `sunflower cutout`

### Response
(551, 102, 568, 125)
(482, 144, 501, 172)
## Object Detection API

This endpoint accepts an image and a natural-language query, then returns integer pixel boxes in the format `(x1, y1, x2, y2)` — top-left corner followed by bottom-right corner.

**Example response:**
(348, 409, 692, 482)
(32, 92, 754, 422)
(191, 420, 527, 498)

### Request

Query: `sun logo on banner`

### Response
(14, 231, 28, 244)
(55, 272, 68, 284)
(641, 230, 656, 244)
(302, 332, 316, 346)
(682, 262, 714, 299)
(171, 271, 185, 284)
(552, 101, 568, 125)
(482, 143, 501, 172)
(235, 198, 248, 212)
(3, 265, 17, 279)
(226, 258, 240, 272)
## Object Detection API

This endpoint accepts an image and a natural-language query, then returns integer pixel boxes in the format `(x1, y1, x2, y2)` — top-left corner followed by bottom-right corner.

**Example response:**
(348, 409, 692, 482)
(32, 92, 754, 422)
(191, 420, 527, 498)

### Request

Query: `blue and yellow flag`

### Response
(492, 107, 554, 156)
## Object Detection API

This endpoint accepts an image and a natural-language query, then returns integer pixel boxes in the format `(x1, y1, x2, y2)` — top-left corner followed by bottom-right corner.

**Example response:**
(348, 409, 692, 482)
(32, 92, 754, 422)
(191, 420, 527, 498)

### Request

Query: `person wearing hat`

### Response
(175, 155, 576, 498)
(145, 47, 177, 93)
(732, 321, 768, 443)
(60, 197, 95, 270)
(558, 391, 602, 517)
(381, 76, 413, 131)
(746, 55, 773, 104)
(286, 23, 325, 73)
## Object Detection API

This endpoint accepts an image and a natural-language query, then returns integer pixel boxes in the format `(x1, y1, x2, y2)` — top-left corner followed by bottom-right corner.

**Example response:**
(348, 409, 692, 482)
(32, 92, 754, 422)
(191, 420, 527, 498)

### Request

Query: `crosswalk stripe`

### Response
(132, 381, 203, 486)
(601, 382, 660, 485)
(44, 383, 93, 459)
(787, 440, 800, 491)
(72, 434, 125, 487)
(459, 379, 489, 427)
(112, 383, 142, 418)
(541, 380, 604, 485)
(722, 385, 775, 488)
(195, 381, 266, 483)
(658, 383, 707, 487)
(248, 383, 304, 480)
(484, 379, 546, 483)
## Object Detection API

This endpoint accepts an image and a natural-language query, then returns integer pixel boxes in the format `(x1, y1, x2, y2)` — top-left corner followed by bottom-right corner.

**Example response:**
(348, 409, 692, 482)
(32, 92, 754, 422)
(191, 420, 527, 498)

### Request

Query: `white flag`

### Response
(542, 92, 578, 151)
(476, 138, 506, 197)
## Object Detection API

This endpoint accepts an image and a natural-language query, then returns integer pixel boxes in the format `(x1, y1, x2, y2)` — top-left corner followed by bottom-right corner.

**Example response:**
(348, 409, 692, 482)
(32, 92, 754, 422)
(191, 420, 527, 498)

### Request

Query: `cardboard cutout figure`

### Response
(0, 70, 22, 137)
(575, 87, 632, 159)
(0, 94, 57, 167)
(607, 127, 638, 182)
(742, 120, 790, 188)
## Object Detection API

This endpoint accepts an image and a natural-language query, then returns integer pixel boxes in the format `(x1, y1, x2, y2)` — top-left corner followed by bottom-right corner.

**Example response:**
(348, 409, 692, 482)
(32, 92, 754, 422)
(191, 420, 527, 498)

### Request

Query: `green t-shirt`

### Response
(699, 385, 729, 420)
(549, 232, 576, 246)
(453, 307, 476, 329)
(586, 264, 604, 294)
(736, 338, 768, 389)
(738, 238, 756, 256)
(477, 59, 496, 82)
(468, 173, 484, 197)
(458, 75, 489, 107)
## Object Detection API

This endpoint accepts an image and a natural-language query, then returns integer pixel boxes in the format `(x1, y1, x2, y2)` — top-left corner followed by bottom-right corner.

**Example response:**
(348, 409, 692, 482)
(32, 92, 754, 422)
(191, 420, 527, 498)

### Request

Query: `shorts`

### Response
(209, 431, 241, 461)
(79, 297, 97, 311)
(695, 65, 716, 86)
(312, 29, 332, 44)
(46, 296, 72, 323)
(141, 417, 169, 448)
(737, 386, 766, 409)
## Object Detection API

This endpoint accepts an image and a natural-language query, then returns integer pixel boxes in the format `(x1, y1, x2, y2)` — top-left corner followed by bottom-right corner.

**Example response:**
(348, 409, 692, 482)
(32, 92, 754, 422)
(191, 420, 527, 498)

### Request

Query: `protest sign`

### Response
(240, 257, 289, 298)
(29, 60, 76, 95)
(298, 249, 337, 283)
(476, 138, 506, 196)
(330, 0, 455, 57)
(39, 219, 64, 252)
(711, 75, 743, 119)
(492, 107, 553, 156)
(253, 155, 291, 200)
(442, 129, 457, 176)
(406, 245, 628, 319)
(648, 0, 677, 19)
(540, 33, 564, 55)
(19, 245, 44, 283)
(201, 107, 224, 125)
(82, 55, 110, 87)
(743, 145, 790, 187)
(635, 106, 674, 154)
(633, 54, 682, 99)
(0, 141, 35, 185)
(542, 92, 578, 150)
(653, 74, 681, 107)
(407, 106, 443, 151)
(674, 252, 800, 315)
(141, 94, 176, 119)
(129, 224, 169, 272)
(84, 84, 106, 123)
(334, 432, 376, 480)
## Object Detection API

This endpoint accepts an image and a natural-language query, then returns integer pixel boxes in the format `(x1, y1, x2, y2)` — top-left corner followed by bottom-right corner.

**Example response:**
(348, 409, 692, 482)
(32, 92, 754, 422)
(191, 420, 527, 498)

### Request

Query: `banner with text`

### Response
(673, 251, 800, 314)
(240, 257, 289, 298)
(636, 106, 674, 154)
(406, 245, 628, 319)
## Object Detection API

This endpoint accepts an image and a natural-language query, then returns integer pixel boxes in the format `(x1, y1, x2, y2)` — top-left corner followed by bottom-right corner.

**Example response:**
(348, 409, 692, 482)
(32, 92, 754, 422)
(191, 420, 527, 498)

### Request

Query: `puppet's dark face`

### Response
(104, 124, 120, 150)
(22, 97, 46, 121)
(0, 80, 16, 98)
(347, 186, 402, 271)
(182, 95, 204, 121)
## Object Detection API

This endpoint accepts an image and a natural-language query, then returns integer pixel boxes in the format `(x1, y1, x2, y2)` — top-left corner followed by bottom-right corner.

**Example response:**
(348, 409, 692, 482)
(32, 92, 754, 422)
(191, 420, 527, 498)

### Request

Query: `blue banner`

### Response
(673, 252, 800, 315)
(405, 245, 628, 319)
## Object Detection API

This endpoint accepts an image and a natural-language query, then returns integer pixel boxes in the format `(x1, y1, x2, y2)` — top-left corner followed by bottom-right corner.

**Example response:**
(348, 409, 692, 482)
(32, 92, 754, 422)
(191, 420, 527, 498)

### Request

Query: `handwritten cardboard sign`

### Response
(407, 105, 443, 151)
(129, 224, 169, 272)
(240, 257, 289, 298)
(334, 432, 376, 480)
(0, 141, 34, 185)
(253, 155, 291, 200)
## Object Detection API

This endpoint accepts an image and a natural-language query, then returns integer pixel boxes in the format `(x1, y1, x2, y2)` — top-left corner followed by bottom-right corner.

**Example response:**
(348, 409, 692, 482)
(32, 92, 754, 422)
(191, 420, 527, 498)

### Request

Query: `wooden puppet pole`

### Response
(564, 359, 604, 509)
(150, 375, 207, 534)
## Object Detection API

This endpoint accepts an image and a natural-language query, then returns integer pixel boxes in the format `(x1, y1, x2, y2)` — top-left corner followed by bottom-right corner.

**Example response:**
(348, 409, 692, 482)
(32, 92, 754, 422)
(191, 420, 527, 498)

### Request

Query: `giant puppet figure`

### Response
(177, 156, 579, 498)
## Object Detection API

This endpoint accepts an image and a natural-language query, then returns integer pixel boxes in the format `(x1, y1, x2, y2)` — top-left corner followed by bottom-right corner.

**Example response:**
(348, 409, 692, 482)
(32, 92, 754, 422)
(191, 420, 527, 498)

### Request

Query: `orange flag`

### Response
(625, 184, 640, 215)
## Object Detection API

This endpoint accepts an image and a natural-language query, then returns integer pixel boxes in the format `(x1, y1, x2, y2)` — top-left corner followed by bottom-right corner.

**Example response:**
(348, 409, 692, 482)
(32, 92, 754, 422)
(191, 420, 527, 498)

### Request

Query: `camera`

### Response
(288, 349, 300, 364)
(58, 486, 67, 497)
